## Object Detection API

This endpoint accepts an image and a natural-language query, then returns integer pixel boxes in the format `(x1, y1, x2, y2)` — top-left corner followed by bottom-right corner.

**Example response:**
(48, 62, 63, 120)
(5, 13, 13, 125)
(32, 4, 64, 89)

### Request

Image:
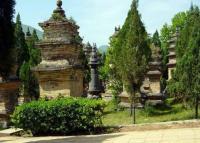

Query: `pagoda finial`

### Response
(57, 0, 62, 8)
(51, 0, 66, 20)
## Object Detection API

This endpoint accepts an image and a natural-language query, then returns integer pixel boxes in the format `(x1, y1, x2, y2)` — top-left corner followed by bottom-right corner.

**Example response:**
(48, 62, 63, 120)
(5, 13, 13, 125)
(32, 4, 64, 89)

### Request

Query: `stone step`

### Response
(0, 128, 23, 137)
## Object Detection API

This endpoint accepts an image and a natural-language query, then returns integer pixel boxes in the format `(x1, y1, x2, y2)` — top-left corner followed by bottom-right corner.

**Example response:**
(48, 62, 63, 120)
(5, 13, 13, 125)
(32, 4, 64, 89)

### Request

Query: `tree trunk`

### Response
(130, 93, 133, 116)
(133, 103, 136, 124)
(195, 96, 199, 119)
(133, 90, 136, 124)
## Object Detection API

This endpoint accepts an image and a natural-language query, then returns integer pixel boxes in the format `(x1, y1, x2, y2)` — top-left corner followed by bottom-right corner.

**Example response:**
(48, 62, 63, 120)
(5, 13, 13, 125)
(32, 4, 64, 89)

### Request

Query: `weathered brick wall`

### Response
(37, 69, 84, 98)
(0, 81, 20, 127)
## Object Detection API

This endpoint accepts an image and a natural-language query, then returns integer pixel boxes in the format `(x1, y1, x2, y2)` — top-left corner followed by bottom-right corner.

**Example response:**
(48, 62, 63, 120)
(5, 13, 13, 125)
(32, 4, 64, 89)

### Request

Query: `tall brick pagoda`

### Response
(32, 0, 84, 98)
(167, 29, 179, 80)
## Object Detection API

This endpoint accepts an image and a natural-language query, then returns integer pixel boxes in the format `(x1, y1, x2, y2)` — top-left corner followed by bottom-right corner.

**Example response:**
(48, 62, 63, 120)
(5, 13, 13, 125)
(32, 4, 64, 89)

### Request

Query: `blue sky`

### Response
(15, 0, 200, 46)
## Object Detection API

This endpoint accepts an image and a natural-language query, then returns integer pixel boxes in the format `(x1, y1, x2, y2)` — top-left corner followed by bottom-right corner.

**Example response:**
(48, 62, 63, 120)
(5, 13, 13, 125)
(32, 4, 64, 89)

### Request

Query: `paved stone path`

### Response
(0, 127, 200, 143)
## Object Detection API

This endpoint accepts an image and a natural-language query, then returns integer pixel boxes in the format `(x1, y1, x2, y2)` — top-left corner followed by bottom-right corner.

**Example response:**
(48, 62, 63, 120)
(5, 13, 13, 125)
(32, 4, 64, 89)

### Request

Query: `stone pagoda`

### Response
(167, 29, 179, 80)
(141, 44, 163, 101)
(88, 44, 102, 98)
(32, 0, 84, 98)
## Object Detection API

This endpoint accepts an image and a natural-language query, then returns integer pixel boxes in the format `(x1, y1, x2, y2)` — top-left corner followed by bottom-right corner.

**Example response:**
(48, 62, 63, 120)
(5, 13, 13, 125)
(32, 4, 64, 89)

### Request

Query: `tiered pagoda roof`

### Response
(167, 29, 179, 68)
(147, 45, 162, 79)
(32, 0, 83, 72)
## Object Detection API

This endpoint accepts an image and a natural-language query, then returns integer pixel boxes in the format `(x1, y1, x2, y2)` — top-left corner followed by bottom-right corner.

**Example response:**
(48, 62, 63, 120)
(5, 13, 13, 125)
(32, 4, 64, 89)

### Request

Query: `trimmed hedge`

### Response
(11, 98, 106, 136)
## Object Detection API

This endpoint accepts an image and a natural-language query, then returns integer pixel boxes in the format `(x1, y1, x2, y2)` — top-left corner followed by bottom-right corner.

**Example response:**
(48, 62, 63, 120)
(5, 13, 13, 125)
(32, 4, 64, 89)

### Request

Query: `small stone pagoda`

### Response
(32, 0, 84, 98)
(88, 44, 102, 98)
(167, 29, 179, 80)
(141, 44, 163, 101)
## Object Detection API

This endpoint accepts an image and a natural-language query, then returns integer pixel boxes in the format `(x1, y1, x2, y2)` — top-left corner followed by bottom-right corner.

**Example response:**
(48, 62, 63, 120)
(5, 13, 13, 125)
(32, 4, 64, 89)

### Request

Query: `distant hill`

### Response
(98, 45, 108, 53)
(22, 24, 43, 39)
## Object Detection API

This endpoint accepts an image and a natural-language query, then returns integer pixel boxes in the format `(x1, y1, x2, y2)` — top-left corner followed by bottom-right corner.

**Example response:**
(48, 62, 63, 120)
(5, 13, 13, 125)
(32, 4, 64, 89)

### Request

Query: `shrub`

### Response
(11, 98, 106, 136)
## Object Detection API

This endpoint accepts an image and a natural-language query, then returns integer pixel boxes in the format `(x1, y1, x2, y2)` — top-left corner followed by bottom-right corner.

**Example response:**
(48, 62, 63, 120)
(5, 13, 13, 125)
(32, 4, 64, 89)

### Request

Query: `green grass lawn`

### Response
(102, 100, 196, 126)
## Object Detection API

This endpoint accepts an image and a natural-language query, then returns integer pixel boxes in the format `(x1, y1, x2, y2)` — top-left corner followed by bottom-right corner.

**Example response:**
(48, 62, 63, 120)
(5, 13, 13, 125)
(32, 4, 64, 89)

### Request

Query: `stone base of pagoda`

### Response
(118, 91, 143, 108)
(35, 69, 84, 99)
(0, 81, 20, 128)
(140, 78, 164, 104)
(149, 80, 161, 94)
(168, 67, 176, 80)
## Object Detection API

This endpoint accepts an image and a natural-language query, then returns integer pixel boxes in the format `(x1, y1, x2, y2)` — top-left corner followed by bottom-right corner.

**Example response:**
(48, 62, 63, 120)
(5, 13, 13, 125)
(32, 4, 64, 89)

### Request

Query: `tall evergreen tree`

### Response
(14, 13, 29, 74)
(152, 30, 161, 47)
(176, 7, 198, 59)
(20, 30, 41, 100)
(171, 12, 187, 32)
(32, 29, 39, 42)
(167, 6, 200, 118)
(0, 0, 15, 79)
(111, 0, 151, 123)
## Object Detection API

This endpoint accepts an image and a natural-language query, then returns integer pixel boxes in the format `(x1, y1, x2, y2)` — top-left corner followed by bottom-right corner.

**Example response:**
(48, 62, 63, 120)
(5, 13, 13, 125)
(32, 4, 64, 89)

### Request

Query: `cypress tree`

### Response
(111, 0, 151, 123)
(0, 0, 15, 79)
(174, 20, 200, 118)
(20, 30, 41, 100)
(32, 29, 39, 42)
(14, 13, 29, 74)
(167, 6, 200, 118)
(152, 30, 161, 47)
(176, 7, 199, 59)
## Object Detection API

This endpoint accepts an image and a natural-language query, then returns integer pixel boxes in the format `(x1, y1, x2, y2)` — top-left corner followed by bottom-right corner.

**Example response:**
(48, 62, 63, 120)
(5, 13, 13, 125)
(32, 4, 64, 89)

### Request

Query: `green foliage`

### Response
(99, 52, 109, 81)
(152, 30, 161, 47)
(0, 0, 15, 79)
(167, 6, 200, 109)
(160, 12, 187, 79)
(11, 98, 106, 136)
(109, 0, 151, 97)
(171, 12, 187, 32)
(103, 102, 194, 126)
(19, 29, 41, 99)
(51, 13, 66, 21)
(160, 24, 171, 78)
(79, 47, 90, 86)
(176, 8, 198, 59)
(15, 14, 29, 74)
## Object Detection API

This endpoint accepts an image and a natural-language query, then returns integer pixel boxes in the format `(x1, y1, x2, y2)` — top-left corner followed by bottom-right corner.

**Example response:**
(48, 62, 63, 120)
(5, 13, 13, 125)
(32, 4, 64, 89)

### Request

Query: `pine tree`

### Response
(111, 0, 151, 123)
(0, 0, 15, 79)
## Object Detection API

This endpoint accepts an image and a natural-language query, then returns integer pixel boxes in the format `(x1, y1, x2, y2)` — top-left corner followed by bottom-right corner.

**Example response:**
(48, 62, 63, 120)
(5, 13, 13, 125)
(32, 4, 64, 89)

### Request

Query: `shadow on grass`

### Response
(26, 134, 124, 143)
(141, 103, 184, 116)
